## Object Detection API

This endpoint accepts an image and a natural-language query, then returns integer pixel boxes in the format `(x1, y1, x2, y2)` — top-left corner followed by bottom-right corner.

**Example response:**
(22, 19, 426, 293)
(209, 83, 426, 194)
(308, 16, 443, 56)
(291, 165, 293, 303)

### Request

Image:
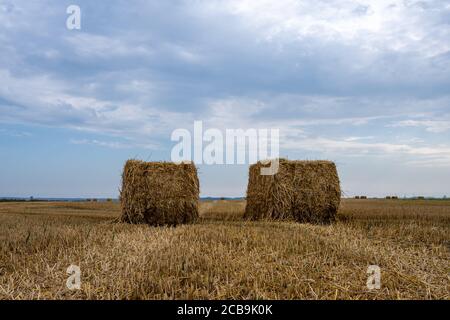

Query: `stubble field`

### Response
(0, 199, 448, 300)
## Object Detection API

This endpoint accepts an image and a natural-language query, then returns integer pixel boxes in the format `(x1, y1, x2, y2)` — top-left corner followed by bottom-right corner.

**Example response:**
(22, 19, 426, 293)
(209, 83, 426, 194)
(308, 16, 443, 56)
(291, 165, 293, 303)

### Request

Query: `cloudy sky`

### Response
(0, 0, 449, 198)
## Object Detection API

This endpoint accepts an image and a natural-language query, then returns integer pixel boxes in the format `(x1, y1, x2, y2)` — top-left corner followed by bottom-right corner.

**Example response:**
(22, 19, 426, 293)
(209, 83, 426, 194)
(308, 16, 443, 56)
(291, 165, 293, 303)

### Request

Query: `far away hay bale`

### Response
(120, 160, 199, 226)
(244, 159, 341, 224)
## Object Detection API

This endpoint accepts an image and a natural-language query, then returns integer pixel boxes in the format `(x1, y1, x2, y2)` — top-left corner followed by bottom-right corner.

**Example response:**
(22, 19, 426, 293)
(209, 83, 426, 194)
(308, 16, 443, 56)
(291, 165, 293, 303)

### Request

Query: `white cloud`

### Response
(405, 157, 450, 168)
(0, 69, 194, 144)
(389, 119, 450, 133)
(343, 136, 374, 142)
(0, 128, 31, 137)
(64, 33, 153, 58)
(70, 139, 155, 149)
(221, 0, 450, 57)
(282, 135, 450, 166)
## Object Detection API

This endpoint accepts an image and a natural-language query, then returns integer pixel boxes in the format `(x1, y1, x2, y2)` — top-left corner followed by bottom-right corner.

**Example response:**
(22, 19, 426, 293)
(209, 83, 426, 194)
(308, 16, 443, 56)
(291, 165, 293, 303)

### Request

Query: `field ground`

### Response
(0, 199, 448, 299)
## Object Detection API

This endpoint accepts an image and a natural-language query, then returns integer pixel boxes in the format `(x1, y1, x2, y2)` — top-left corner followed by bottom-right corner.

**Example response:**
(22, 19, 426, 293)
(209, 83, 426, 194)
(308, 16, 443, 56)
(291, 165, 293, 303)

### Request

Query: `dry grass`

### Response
(0, 199, 449, 300)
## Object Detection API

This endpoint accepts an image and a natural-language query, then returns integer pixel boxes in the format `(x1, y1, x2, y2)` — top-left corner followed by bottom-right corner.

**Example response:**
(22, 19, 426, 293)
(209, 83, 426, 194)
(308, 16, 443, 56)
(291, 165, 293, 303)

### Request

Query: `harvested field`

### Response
(0, 199, 448, 300)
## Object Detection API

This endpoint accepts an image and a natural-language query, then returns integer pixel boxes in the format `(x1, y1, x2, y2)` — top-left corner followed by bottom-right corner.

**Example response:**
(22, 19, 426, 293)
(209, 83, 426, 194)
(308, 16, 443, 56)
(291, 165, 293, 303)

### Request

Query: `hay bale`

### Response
(244, 159, 294, 221)
(120, 160, 199, 226)
(355, 196, 360, 199)
(244, 159, 341, 224)
(360, 196, 367, 199)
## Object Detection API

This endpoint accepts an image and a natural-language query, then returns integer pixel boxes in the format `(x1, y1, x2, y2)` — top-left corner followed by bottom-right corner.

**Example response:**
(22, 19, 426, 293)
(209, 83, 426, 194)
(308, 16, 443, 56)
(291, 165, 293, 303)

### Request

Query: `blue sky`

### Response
(0, 0, 449, 198)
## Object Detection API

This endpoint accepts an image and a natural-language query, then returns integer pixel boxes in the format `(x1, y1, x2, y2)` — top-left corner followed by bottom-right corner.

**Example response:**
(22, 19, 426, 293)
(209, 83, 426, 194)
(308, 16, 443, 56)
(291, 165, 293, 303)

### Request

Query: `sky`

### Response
(0, 0, 449, 198)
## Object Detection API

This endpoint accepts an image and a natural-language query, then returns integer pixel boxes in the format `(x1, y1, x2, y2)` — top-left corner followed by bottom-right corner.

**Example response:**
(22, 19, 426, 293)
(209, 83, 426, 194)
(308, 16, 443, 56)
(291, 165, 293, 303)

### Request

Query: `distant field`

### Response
(0, 199, 448, 299)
